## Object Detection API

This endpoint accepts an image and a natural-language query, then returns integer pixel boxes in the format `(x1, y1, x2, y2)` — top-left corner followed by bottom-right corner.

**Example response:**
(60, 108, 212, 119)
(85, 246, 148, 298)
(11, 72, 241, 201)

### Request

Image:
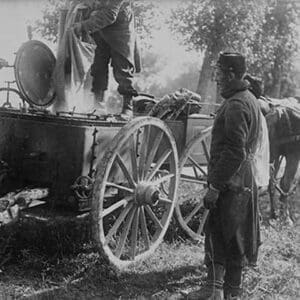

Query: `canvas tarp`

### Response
(52, 3, 95, 113)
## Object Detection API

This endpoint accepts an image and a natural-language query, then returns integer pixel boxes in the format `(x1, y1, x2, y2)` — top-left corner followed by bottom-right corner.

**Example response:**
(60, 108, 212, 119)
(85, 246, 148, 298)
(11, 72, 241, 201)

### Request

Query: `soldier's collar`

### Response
(221, 79, 249, 99)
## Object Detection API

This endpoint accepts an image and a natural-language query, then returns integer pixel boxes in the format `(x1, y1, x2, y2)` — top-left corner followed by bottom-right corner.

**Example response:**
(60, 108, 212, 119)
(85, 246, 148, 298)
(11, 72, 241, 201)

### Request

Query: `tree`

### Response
(34, 0, 68, 43)
(170, 0, 266, 103)
(133, 1, 161, 50)
(170, 0, 299, 101)
(34, 0, 159, 48)
(255, 0, 299, 97)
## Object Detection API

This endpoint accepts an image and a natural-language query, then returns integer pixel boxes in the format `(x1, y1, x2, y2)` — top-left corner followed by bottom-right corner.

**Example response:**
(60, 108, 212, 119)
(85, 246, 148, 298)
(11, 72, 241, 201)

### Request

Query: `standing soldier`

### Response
(73, 0, 141, 119)
(187, 52, 262, 300)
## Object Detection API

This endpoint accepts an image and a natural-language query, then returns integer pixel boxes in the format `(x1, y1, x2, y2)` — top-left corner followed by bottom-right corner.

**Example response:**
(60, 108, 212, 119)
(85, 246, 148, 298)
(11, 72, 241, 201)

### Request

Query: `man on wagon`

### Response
(188, 52, 262, 300)
(73, 0, 141, 119)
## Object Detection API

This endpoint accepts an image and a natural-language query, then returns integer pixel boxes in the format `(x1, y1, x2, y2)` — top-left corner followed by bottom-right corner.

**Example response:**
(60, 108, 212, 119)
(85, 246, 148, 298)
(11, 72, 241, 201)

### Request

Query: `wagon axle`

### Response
(134, 183, 160, 206)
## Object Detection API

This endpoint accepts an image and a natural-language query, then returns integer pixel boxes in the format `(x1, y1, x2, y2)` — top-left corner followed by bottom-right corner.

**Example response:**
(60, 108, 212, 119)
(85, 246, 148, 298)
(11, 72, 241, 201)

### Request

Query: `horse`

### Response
(260, 97, 300, 223)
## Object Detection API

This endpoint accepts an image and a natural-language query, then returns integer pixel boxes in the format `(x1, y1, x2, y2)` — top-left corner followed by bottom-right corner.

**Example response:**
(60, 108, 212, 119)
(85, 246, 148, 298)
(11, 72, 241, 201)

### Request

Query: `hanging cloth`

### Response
(253, 112, 270, 187)
(52, 2, 96, 112)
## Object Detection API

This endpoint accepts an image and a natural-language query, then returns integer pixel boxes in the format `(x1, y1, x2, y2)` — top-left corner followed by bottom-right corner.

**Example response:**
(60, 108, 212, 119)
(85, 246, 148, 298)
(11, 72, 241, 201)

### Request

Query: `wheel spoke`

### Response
(95, 117, 179, 265)
(138, 125, 151, 180)
(115, 206, 136, 258)
(187, 156, 207, 176)
(201, 140, 210, 161)
(144, 131, 164, 176)
(180, 174, 207, 185)
(106, 182, 134, 193)
(101, 196, 132, 218)
(130, 134, 138, 182)
(115, 153, 136, 188)
(145, 205, 163, 230)
(140, 207, 150, 250)
(184, 201, 203, 225)
(105, 202, 134, 243)
(175, 128, 212, 241)
(192, 165, 199, 179)
(158, 197, 173, 205)
(151, 174, 174, 186)
(197, 209, 209, 234)
(147, 149, 172, 181)
(130, 207, 140, 259)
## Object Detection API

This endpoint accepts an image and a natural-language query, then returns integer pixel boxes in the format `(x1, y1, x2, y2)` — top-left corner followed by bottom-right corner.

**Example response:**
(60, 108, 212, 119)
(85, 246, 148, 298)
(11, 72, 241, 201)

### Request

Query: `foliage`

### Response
(33, 0, 160, 48)
(34, 0, 68, 43)
(170, 0, 300, 98)
(133, 1, 161, 50)
(169, 0, 268, 99)
(250, 0, 300, 96)
(170, 0, 266, 56)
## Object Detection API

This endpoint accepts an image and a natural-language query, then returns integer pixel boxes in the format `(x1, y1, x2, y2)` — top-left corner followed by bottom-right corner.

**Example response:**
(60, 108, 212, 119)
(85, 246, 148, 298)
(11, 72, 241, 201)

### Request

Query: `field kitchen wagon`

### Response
(0, 39, 214, 267)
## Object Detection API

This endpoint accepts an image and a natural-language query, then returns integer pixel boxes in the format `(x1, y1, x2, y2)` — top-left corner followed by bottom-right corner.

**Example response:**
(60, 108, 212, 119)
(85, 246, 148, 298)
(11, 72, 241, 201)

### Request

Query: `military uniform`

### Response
(207, 81, 261, 299)
(81, 0, 140, 98)
(209, 79, 261, 272)
(188, 53, 262, 300)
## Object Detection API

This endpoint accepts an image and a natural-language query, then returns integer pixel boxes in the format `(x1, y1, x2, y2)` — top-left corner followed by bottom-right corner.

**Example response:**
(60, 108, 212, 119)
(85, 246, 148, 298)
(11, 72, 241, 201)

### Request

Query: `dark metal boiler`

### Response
(0, 109, 124, 211)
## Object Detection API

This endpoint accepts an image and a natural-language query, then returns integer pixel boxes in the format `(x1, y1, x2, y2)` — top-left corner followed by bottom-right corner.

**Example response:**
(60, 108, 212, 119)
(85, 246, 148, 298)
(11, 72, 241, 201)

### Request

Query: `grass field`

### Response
(0, 186, 299, 299)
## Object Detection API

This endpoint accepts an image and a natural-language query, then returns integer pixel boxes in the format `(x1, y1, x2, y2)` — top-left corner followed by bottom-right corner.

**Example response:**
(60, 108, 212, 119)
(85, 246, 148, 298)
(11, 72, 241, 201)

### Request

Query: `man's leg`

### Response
(90, 35, 111, 110)
(110, 50, 137, 119)
(223, 238, 244, 300)
(187, 212, 225, 300)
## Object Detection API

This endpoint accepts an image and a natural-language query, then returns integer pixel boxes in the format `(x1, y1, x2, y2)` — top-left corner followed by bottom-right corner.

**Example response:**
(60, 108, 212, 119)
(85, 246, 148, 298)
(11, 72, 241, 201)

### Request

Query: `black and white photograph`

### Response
(0, 0, 299, 299)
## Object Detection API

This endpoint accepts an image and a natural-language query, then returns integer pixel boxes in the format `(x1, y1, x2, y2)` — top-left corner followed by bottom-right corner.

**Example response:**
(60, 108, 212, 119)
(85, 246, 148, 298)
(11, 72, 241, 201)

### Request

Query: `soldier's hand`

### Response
(73, 23, 83, 37)
(203, 186, 220, 209)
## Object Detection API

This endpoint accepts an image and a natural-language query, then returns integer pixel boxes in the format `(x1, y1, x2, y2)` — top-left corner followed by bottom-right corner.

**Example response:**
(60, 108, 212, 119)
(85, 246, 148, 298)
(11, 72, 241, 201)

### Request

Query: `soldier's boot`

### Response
(120, 95, 133, 121)
(223, 266, 243, 300)
(94, 90, 107, 115)
(187, 264, 225, 300)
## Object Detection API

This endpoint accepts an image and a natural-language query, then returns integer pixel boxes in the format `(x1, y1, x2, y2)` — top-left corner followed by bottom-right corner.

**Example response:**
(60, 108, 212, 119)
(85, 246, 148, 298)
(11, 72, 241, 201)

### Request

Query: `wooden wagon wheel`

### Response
(175, 127, 212, 241)
(92, 117, 179, 267)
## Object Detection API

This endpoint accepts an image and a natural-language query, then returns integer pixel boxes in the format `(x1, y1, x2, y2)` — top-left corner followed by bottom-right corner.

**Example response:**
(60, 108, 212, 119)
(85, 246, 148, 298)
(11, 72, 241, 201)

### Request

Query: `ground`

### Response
(0, 187, 299, 300)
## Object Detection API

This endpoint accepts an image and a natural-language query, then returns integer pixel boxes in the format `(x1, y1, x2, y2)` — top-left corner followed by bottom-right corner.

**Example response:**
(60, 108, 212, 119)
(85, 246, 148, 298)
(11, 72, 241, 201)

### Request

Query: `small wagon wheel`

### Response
(92, 117, 179, 267)
(175, 127, 212, 241)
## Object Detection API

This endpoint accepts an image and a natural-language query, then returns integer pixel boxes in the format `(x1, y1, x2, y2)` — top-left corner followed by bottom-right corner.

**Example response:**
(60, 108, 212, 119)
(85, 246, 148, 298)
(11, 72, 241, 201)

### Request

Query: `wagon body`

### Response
(0, 108, 212, 211)
(0, 39, 215, 266)
(0, 107, 214, 266)
(0, 109, 124, 210)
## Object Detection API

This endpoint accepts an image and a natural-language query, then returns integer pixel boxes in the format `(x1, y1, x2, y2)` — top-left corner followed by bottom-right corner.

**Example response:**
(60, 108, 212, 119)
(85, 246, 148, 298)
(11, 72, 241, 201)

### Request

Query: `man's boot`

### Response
(223, 266, 243, 300)
(94, 90, 107, 115)
(187, 264, 225, 300)
(121, 95, 133, 120)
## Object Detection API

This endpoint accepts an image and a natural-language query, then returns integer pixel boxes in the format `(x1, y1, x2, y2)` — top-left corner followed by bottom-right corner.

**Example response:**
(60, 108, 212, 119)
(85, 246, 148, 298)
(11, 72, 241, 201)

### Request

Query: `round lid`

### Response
(14, 40, 56, 107)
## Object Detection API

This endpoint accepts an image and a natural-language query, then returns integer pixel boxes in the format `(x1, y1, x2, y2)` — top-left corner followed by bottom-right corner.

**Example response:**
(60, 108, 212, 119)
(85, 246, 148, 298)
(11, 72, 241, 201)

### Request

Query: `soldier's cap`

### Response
(217, 52, 246, 74)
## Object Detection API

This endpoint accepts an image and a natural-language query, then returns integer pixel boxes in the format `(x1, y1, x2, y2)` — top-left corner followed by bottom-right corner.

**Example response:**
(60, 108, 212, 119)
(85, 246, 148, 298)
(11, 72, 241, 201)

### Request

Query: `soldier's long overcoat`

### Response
(207, 79, 262, 264)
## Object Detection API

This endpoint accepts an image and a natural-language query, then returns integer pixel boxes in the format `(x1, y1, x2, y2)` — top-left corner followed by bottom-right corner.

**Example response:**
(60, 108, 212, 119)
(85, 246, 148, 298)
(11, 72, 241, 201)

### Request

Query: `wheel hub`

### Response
(135, 182, 160, 206)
